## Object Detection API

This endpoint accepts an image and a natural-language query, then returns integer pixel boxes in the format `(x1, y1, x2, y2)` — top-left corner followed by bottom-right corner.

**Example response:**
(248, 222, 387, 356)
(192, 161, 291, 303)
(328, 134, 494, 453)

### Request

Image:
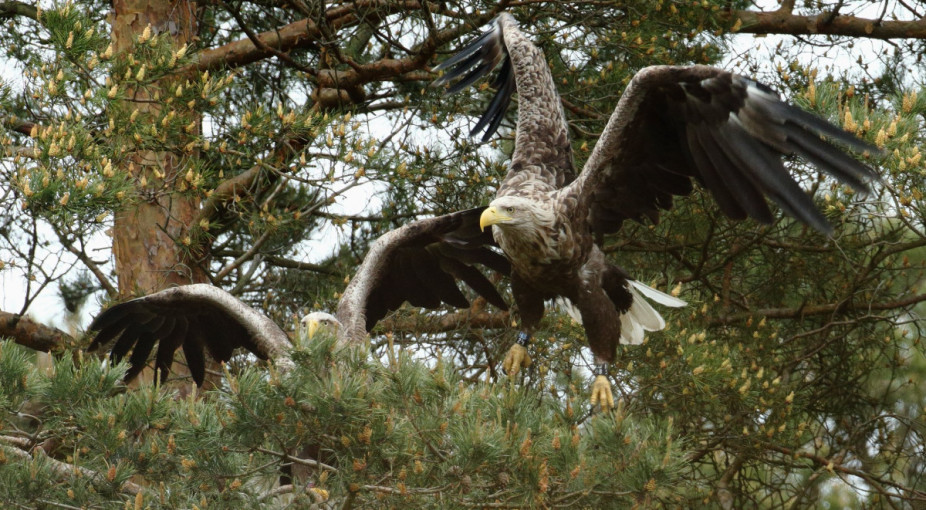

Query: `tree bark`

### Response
(110, 0, 213, 392)
(728, 9, 926, 40)
(0, 1, 36, 20)
(0, 311, 71, 353)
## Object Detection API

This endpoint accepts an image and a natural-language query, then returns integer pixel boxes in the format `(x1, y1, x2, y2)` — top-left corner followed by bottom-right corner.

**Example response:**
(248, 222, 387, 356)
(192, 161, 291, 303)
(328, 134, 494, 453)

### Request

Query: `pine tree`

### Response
(2, 1, 925, 507)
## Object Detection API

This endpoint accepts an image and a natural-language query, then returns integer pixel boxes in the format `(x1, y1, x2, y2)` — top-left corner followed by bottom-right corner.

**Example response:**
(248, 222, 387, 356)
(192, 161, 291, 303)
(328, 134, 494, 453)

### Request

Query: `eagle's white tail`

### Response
(555, 280, 686, 345)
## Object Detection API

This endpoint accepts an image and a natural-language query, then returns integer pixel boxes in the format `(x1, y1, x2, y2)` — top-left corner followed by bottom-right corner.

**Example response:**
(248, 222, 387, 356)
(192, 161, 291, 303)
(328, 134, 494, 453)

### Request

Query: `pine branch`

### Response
(312, 209, 427, 223)
(0, 444, 144, 496)
(378, 309, 510, 335)
(191, 134, 312, 234)
(187, 2, 505, 99)
(1, 116, 35, 136)
(215, 250, 339, 275)
(777, 0, 796, 14)
(0, 435, 30, 448)
(710, 292, 926, 325)
(53, 227, 118, 299)
(716, 454, 747, 510)
(0, 1, 36, 20)
(2, 145, 40, 158)
(728, 9, 926, 40)
(190, 1, 433, 74)
(219, 0, 318, 77)
(762, 442, 926, 503)
(0, 310, 73, 352)
(254, 447, 339, 473)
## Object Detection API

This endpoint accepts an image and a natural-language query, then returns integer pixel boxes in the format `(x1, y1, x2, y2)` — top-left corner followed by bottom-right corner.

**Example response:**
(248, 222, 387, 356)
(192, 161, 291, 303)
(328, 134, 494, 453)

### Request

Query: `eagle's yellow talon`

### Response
(590, 374, 614, 412)
(308, 487, 329, 502)
(503, 343, 532, 376)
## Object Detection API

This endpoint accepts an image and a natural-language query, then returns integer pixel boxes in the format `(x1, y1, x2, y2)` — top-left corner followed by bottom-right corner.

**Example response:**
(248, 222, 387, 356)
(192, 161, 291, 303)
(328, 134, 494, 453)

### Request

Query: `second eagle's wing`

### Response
(88, 210, 511, 382)
(567, 65, 880, 235)
(88, 284, 291, 385)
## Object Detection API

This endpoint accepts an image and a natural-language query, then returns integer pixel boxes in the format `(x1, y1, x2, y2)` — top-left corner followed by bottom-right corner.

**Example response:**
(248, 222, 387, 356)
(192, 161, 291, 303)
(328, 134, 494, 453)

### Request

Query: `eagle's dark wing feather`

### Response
(433, 22, 511, 142)
(155, 330, 184, 383)
(124, 329, 158, 381)
(88, 284, 289, 385)
(337, 206, 511, 342)
(437, 256, 508, 311)
(569, 66, 881, 235)
(108, 321, 150, 362)
(435, 13, 575, 189)
(180, 325, 207, 387)
(471, 58, 514, 139)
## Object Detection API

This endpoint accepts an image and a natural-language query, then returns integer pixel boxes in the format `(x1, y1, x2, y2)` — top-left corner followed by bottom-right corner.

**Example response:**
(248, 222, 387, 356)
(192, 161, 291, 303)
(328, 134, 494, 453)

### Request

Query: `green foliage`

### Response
(0, 336, 696, 508)
(0, 342, 30, 412)
(2, 0, 925, 507)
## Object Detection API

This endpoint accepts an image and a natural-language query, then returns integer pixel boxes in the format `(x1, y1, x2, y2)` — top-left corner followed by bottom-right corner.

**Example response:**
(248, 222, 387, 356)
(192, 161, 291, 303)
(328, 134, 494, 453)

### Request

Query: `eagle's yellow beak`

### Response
(480, 206, 511, 231)
(306, 319, 319, 340)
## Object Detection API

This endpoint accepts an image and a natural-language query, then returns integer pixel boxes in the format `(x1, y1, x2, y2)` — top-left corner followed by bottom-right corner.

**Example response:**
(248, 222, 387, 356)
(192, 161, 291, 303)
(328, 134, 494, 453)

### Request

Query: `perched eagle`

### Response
(90, 14, 879, 411)
(88, 208, 512, 385)
(432, 14, 879, 407)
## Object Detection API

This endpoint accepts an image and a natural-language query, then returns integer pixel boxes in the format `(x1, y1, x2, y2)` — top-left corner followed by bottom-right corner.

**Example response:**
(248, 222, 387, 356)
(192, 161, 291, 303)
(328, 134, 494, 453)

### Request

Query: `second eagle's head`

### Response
(300, 311, 341, 340)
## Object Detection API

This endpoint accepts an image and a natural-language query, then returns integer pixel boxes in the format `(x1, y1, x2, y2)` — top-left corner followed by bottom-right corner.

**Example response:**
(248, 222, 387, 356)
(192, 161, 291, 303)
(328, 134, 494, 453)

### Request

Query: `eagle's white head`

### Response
(300, 311, 341, 340)
(479, 196, 555, 233)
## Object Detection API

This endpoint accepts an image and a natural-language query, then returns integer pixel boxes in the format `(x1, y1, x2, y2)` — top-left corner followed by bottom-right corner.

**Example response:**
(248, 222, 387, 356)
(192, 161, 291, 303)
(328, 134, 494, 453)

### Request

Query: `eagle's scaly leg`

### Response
(503, 331, 533, 376)
(589, 360, 614, 412)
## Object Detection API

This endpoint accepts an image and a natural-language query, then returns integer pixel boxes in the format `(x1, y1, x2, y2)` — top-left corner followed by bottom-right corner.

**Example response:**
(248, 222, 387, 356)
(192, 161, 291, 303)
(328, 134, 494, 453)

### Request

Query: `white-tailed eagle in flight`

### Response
(432, 13, 879, 408)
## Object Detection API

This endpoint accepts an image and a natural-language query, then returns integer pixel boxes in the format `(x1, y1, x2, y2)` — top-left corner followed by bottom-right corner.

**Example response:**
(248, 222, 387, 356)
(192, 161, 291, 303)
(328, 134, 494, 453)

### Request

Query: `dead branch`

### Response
(0, 310, 73, 352)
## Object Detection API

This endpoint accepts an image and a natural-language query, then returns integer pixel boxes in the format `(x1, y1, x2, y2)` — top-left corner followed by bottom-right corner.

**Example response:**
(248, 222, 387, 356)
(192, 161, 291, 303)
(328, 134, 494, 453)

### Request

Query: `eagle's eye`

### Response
(505, 207, 514, 213)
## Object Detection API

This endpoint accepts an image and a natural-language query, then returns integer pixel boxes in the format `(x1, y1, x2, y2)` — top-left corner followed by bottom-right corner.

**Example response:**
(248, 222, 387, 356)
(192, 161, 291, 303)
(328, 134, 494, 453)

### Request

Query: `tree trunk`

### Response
(110, 0, 215, 393)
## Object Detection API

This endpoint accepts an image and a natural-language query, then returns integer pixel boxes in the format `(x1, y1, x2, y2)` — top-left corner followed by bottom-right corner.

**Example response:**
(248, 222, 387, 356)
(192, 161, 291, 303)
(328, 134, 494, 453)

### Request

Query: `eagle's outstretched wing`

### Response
(437, 15, 880, 235)
(87, 284, 290, 385)
(337, 206, 510, 342)
(88, 209, 510, 384)
(567, 65, 881, 235)
(434, 13, 575, 190)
